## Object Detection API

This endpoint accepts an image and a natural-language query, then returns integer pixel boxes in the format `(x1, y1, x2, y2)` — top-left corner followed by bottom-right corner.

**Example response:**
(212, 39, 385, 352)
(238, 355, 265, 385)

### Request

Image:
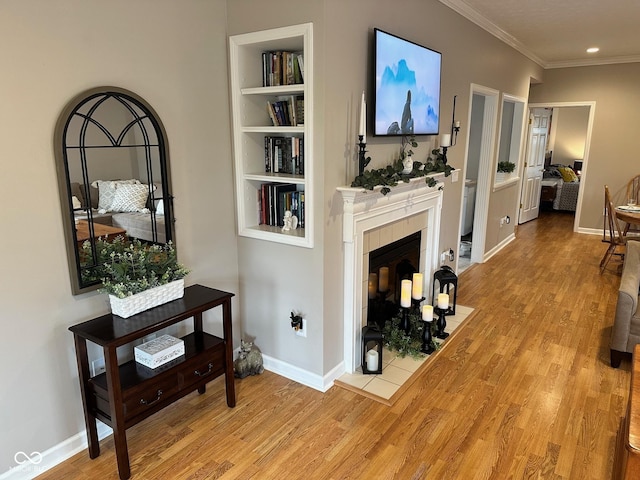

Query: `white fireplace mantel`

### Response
(338, 174, 445, 373)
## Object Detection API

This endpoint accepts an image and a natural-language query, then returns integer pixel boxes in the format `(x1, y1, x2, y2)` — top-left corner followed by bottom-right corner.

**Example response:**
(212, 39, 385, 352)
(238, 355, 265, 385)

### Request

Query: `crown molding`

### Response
(439, 0, 640, 69)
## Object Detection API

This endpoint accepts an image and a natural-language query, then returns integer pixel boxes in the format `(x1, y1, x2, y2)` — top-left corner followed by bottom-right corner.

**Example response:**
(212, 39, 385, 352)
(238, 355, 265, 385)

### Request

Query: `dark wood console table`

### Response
(69, 284, 236, 480)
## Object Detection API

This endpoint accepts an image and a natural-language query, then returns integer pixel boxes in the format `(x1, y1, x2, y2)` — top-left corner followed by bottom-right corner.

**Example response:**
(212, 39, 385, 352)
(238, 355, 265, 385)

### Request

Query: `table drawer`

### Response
(178, 347, 225, 391)
(122, 374, 181, 419)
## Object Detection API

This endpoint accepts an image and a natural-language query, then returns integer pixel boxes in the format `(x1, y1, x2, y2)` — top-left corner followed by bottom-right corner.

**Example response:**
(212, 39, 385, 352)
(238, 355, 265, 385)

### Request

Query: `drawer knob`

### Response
(140, 389, 163, 405)
(194, 363, 214, 377)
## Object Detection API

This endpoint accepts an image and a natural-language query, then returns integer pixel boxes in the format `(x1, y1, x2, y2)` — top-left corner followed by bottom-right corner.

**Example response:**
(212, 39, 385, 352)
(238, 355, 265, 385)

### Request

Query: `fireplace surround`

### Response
(338, 175, 444, 373)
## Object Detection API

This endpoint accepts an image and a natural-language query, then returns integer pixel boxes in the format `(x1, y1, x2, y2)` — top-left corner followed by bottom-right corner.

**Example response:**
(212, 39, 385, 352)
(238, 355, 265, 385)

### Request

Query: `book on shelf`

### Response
(258, 182, 305, 228)
(265, 96, 304, 126)
(264, 136, 303, 174)
(262, 50, 304, 87)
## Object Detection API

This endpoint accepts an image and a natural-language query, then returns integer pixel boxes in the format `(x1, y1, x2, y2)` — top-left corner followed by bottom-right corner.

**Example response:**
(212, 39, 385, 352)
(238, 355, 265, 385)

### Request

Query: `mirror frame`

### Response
(54, 86, 175, 295)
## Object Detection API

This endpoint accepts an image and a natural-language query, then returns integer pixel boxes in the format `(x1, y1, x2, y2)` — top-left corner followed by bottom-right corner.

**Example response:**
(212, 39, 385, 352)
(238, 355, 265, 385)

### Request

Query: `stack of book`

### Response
(267, 95, 304, 126)
(264, 136, 304, 174)
(259, 183, 305, 228)
(262, 50, 304, 87)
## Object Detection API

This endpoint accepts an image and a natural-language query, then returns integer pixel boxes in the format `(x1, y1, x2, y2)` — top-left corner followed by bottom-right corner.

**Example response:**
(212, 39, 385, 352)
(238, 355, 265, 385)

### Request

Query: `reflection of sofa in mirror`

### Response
(71, 180, 166, 244)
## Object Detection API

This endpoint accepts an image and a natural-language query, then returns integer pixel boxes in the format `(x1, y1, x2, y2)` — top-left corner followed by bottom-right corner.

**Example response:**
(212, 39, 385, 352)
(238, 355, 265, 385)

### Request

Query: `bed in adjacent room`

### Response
(542, 164, 580, 212)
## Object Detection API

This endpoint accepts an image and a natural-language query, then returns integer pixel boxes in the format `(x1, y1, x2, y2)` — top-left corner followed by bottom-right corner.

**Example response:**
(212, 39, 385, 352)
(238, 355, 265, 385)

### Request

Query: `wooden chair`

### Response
(601, 185, 627, 273)
(627, 175, 640, 204)
(625, 175, 640, 234)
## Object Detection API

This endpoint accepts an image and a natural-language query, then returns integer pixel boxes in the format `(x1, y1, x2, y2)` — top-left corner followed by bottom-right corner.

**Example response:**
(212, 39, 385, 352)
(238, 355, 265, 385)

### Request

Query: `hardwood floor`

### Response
(38, 211, 631, 479)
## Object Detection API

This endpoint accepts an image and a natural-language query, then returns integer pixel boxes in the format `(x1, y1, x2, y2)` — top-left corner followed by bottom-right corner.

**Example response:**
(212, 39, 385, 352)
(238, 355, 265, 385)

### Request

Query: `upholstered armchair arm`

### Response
(611, 241, 640, 352)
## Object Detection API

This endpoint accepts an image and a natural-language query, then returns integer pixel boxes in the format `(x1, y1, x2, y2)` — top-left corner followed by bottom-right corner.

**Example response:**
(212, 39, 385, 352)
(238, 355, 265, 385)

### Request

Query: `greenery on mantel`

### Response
(351, 135, 454, 195)
(382, 308, 440, 359)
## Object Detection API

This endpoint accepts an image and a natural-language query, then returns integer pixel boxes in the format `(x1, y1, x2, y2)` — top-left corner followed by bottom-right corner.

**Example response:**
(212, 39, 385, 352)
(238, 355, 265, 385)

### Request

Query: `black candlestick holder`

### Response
(358, 135, 371, 176)
(411, 297, 425, 312)
(441, 145, 449, 165)
(434, 306, 449, 339)
(399, 306, 411, 335)
(421, 318, 435, 354)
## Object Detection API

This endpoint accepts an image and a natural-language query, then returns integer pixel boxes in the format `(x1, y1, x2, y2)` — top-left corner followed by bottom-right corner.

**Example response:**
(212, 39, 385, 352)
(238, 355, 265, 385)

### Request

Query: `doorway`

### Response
(522, 102, 595, 232)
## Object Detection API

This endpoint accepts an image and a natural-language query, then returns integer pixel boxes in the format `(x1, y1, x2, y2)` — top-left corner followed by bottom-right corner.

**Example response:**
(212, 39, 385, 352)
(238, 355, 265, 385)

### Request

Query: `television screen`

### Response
(373, 28, 441, 136)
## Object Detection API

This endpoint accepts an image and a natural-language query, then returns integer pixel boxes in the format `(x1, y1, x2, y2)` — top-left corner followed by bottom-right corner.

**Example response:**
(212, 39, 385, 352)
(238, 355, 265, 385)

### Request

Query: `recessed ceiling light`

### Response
(587, 47, 600, 53)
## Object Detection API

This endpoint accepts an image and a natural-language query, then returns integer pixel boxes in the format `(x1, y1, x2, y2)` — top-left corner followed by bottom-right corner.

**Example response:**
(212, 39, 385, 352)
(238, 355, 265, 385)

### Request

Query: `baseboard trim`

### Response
(262, 354, 344, 392)
(483, 232, 515, 262)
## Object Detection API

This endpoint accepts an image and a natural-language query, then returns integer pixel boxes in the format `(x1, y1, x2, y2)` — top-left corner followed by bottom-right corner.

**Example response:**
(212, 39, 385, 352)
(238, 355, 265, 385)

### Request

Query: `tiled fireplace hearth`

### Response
(337, 175, 444, 373)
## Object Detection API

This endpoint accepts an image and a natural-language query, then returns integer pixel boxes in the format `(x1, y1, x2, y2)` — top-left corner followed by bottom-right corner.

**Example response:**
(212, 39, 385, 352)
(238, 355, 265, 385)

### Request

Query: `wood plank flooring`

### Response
(38, 211, 631, 479)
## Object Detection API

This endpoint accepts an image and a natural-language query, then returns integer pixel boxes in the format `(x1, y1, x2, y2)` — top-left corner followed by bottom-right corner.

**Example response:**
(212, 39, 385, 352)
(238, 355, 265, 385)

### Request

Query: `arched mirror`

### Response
(54, 86, 175, 295)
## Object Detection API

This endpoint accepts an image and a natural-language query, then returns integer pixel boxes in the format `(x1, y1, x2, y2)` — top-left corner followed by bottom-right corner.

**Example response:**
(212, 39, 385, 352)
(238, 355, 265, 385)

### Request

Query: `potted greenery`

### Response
(496, 161, 516, 183)
(82, 236, 190, 318)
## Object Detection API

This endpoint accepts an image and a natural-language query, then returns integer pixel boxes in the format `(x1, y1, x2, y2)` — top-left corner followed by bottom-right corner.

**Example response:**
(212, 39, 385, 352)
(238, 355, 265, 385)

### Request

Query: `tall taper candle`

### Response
(359, 91, 366, 143)
(400, 279, 412, 308)
(412, 273, 423, 299)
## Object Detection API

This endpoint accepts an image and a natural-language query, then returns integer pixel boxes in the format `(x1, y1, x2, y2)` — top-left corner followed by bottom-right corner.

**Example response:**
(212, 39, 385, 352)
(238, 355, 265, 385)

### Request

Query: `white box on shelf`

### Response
(134, 334, 185, 369)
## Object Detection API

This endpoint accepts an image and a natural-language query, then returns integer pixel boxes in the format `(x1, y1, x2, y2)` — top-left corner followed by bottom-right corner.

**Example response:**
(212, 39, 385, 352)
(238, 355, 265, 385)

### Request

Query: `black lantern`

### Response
(362, 324, 383, 374)
(432, 265, 458, 315)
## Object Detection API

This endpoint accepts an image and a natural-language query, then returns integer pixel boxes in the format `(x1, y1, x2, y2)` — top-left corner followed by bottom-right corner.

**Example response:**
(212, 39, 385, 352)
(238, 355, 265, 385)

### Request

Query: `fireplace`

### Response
(368, 231, 421, 327)
(338, 177, 444, 373)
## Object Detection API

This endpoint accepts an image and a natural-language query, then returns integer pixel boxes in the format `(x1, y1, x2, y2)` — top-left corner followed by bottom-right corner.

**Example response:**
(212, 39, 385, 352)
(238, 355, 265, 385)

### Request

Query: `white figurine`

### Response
(402, 155, 413, 174)
(282, 210, 298, 231)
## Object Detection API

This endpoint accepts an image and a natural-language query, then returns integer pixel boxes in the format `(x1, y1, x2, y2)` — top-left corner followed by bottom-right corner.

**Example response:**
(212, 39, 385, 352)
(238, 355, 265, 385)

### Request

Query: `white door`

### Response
(519, 108, 550, 224)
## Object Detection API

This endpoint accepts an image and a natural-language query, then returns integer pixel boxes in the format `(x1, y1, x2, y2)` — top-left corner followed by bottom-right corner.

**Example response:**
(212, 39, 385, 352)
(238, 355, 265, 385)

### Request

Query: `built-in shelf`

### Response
(229, 23, 313, 247)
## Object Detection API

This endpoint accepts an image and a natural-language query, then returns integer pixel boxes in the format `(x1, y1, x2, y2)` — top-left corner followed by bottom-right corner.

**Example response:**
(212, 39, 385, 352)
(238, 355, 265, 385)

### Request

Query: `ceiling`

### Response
(440, 0, 640, 68)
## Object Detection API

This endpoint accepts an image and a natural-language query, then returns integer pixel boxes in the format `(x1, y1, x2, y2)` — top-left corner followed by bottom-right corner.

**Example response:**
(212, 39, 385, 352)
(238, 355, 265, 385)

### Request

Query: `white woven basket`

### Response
(109, 279, 185, 318)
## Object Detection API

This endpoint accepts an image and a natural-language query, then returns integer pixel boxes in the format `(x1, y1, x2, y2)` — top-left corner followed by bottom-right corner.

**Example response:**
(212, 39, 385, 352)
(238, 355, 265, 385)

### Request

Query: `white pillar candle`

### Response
(368, 273, 378, 299)
(422, 304, 433, 320)
(437, 293, 449, 309)
(440, 133, 451, 147)
(400, 279, 412, 308)
(378, 267, 389, 292)
(455, 120, 461, 128)
(366, 349, 379, 372)
(412, 273, 423, 299)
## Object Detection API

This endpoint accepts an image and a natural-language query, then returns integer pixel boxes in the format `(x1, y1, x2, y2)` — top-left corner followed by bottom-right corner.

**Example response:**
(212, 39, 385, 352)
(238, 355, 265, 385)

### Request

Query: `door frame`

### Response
(525, 101, 596, 232)
(461, 84, 499, 265)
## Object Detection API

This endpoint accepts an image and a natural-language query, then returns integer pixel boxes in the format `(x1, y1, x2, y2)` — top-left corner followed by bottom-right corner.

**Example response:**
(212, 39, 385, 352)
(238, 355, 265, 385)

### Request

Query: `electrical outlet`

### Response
(295, 318, 307, 337)
(91, 357, 106, 377)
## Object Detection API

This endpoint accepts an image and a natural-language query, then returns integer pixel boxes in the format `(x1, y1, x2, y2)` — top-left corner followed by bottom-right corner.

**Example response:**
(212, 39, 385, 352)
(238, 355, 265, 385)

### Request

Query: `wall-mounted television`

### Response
(373, 28, 442, 137)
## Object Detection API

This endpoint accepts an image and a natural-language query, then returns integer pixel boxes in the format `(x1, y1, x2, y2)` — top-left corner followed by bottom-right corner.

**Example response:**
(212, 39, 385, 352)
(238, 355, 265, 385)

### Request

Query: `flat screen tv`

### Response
(373, 28, 442, 137)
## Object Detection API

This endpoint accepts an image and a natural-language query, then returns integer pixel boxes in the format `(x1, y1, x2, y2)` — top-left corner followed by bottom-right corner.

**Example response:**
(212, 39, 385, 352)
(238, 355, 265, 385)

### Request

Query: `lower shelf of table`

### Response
(89, 331, 225, 428)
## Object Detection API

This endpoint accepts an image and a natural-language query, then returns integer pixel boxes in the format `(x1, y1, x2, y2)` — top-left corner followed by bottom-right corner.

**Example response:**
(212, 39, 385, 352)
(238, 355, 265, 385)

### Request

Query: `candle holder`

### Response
(434, 306, 449, 339)
(411, 297, 425, 312)
(421, 319, 435, 354)
(441, 145, 449, 165)
(399, 306, 411, 335)
(358, 135, 371, 176)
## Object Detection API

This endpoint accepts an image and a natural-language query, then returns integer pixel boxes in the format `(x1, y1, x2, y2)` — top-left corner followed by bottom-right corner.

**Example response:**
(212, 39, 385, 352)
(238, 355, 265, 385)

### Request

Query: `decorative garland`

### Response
(351, 135, 454, 195)
(382, 309, 440, 359)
